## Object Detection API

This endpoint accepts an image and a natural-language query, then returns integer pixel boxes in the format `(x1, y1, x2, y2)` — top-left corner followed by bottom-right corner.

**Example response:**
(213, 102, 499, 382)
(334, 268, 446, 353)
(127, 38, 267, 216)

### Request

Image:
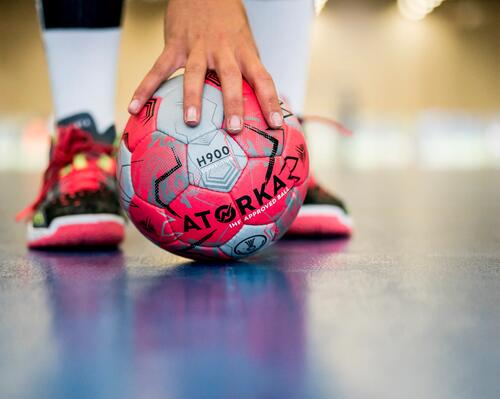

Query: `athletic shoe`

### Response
(286, 116, 353, 237)
(286, 176, 353, 237)
(17, 117, 125, 248)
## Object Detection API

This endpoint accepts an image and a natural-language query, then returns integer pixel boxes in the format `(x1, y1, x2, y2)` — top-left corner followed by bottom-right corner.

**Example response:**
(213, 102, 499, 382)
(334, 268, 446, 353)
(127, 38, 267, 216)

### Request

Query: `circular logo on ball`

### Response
(214, 204, 236, 223)
(234, 234, 268, 256)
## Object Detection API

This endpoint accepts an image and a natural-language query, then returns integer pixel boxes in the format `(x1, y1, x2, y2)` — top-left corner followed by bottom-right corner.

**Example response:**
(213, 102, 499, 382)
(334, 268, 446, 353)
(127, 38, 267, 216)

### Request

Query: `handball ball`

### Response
(117, 72, 309, 260)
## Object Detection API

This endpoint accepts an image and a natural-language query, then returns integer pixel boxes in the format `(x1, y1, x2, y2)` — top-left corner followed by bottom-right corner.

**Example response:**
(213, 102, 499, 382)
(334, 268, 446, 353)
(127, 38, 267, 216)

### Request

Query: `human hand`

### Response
(128, 0, 283, 134)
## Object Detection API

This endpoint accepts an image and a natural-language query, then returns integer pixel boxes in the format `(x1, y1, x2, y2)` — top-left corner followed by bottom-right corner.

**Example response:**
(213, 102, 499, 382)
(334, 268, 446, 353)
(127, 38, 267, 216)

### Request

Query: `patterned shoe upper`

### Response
(18, 117, 122, 228)
(302, 176, 349, 214)
(298, 116, 351, 215)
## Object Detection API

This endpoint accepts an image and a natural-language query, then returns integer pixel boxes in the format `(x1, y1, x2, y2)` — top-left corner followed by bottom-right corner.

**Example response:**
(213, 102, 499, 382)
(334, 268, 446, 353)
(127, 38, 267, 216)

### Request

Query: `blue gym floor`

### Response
(1, 171, 499, 399)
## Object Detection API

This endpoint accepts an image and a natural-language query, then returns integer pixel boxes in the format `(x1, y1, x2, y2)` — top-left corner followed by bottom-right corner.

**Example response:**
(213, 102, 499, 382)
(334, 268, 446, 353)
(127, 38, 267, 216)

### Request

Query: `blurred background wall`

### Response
(0, 0, 499, 171)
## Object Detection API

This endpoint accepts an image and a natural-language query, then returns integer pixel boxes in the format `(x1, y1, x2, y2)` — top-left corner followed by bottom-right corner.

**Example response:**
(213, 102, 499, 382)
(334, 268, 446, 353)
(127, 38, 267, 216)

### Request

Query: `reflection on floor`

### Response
(1, 171, 499, 399)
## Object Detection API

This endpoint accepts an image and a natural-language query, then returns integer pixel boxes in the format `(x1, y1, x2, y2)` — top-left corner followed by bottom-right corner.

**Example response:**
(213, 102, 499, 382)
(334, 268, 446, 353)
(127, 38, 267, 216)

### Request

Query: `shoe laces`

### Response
(298, 115, 352, 191)
(16, 126, 114, 221)
(298, 115, 353, 137)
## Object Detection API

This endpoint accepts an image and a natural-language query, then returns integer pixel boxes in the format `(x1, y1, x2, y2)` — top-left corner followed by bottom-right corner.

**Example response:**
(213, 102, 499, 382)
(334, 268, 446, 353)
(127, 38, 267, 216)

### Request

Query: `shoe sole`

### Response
(28, 214, 125, 249)
(286, 204, 353, 237)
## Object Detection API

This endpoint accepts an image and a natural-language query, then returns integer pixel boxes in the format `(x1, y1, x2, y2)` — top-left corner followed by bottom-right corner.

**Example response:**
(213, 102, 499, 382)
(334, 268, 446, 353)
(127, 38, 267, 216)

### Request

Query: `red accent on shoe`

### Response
(286, 116, 353, 237)
(286, 213, 352, 237)
(16, 126, 115, 221)
(28, 220, 125, 248)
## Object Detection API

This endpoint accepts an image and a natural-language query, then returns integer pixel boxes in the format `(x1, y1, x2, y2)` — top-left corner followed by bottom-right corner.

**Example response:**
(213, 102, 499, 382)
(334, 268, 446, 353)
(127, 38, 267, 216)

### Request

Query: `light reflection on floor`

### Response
(1, 171, 499, 399)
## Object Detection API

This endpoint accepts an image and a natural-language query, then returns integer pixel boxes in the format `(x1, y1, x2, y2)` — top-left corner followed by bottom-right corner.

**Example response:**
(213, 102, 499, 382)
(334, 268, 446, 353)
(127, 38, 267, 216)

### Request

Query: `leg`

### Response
(244, 0, 314, 115)
(244, 0, 353, 237)
(19, 0, 125, 248)
(37, 0, 123, 142)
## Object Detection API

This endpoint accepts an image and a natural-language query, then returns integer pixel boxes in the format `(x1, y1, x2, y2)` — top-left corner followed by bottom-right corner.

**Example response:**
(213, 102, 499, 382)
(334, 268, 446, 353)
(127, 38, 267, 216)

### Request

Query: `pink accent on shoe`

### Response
(286, 205, 353, 237)
(28, 217, 125, 248)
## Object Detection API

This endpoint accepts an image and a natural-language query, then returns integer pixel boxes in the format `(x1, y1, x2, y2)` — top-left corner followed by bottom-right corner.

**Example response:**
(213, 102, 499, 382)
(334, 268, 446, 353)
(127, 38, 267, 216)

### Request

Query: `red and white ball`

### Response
(117, 72, 309, 260)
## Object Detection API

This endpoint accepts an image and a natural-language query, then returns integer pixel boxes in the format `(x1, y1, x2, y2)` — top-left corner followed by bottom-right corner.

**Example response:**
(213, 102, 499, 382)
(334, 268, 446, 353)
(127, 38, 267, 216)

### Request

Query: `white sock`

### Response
(42, 28, 121, 133)
(245, 0, 315, 115)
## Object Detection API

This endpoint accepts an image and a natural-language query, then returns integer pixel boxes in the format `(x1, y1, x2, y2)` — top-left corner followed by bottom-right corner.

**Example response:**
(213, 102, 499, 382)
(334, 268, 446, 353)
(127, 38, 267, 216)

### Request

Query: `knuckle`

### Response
(186, 61, 205, 75)
(224, 97, 243, 112)
(253, 68, 273, 84)
(133, 86, 147, 99)
(183, 88, 201, 102)
(267, 93, 280, 106)
(161, 44, 181, 63)
(162, 45, 175, 57)
(261, 97, 279, 113)
(151, 62, 172, 79)
(253, 80, 276, 97)
(257, 89, 274, 103)
(148, 67, 164, 82)
(220, 66, 240, 81)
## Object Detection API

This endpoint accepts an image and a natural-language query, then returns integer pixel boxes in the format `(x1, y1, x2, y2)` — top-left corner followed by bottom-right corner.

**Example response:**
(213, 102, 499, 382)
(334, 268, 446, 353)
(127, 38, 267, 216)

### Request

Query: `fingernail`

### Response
(185, 106, 198, 124)
(227, 115, 242, 133)
(128, 99, 141, 114)
(271, 111, 283, 127)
